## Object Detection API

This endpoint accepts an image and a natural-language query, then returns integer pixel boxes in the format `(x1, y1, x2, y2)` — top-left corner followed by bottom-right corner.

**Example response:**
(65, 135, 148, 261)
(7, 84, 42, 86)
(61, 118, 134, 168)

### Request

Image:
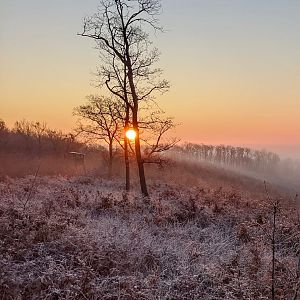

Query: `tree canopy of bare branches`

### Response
(74, 95, 124, 177)
(79, 0, 169, 196)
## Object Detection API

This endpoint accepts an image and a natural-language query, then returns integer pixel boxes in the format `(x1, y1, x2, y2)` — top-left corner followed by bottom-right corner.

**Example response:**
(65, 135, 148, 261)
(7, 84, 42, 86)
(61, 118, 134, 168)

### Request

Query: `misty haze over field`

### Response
(265, 144, 300, 161)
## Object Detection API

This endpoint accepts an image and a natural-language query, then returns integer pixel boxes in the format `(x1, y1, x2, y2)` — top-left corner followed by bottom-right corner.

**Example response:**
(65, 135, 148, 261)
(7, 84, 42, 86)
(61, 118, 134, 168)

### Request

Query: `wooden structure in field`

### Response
(66, 151, 86, 174)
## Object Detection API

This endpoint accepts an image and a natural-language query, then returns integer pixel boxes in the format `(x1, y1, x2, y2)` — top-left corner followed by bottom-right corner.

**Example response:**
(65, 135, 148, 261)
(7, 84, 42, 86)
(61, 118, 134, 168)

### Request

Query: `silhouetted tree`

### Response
(74, 95, 123, 177)
(139, 110, 179, 162)
(79, 0, 169, 196)
(0, 119, 9, 149)
(0, 119, 6, 132)
(31, 122, 47, 155)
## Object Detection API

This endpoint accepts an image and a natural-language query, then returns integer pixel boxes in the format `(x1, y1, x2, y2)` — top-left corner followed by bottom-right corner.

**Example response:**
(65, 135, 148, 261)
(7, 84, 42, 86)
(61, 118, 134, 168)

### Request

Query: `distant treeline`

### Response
(0, 119, 85, 156)
(0, 119, 106, 177)
(171, 143, 300, 177)
(1, 118, 299, 182)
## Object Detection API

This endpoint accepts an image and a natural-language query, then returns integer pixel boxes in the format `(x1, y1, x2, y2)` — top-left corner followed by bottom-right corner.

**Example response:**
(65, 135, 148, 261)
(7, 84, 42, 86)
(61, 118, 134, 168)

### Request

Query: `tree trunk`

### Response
(132, 110, 148, 196)
(108, 141, 113, 178)
(126, 62, 149, 197)
(124, 70, 130, 191)
(124, 122, 130, 191)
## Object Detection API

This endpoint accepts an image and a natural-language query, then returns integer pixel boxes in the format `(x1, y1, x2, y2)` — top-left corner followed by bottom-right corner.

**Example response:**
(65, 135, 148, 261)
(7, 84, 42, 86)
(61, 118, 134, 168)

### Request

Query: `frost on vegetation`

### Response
(0, 175, 299, 299)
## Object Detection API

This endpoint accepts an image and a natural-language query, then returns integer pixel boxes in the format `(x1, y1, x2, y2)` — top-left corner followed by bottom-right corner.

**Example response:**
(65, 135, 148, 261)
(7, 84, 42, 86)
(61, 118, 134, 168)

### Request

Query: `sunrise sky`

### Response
(1, 0, 300, 157)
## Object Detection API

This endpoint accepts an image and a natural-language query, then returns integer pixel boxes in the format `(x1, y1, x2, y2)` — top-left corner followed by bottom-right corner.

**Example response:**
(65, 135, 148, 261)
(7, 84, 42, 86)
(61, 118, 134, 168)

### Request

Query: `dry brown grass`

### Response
(0, 161, 299, 299)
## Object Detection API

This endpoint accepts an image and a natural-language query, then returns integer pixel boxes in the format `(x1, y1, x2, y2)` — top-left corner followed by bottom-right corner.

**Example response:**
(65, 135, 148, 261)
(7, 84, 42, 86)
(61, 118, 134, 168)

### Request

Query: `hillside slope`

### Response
(0, 162, 299, 299)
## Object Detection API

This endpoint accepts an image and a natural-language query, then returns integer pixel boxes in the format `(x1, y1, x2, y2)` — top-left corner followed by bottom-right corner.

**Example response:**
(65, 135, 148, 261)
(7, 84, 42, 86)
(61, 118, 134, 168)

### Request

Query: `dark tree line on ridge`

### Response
(0, 119, 86, 157)
(172, 143, 300, 176)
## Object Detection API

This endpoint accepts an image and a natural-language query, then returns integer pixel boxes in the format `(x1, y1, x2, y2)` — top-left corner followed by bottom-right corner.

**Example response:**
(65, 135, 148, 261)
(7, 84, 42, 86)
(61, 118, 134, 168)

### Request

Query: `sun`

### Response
(125, 129, 136, 141)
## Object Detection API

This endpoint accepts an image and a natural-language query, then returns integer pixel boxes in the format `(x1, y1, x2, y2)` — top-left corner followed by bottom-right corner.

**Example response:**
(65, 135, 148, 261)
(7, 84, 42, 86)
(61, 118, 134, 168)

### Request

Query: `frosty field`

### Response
(0, 162, 299, 299)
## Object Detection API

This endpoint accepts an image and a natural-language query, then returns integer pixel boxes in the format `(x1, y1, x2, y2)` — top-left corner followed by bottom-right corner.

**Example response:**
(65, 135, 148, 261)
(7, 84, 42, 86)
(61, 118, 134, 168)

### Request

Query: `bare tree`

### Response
(79, 0, 169, 196)
(0, 119, 6, 132)
(31, 121, 47, 155)
(0, 119, 9, 149)
(13, 119, 36, 153)
(139, 110, 179, 163)
(74, 95, 123, 177)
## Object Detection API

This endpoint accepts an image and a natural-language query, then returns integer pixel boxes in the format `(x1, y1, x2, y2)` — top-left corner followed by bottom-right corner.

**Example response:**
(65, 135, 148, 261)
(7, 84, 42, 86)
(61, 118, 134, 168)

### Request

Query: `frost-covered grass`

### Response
(0, 164, 299, 299)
